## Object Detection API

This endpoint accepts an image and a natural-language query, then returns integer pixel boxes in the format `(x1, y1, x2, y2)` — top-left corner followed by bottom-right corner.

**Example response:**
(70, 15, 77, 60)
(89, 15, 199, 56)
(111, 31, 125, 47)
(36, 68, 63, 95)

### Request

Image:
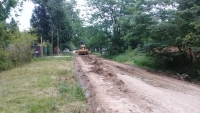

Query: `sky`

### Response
(17, 1, 34, 31)
(8, 0, 87, 31)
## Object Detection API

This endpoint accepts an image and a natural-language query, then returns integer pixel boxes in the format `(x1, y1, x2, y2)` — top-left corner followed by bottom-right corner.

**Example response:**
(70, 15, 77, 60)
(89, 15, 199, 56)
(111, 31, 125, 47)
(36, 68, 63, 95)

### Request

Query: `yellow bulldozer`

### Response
(78, 41, 89, 55)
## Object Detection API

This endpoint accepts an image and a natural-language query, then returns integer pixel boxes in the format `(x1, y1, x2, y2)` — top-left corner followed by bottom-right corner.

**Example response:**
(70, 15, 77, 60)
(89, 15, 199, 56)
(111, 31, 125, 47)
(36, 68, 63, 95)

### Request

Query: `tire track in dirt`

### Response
(75, 54, 200, 113)
(102, 58, 200, 95)
(75, 55, 143, 113)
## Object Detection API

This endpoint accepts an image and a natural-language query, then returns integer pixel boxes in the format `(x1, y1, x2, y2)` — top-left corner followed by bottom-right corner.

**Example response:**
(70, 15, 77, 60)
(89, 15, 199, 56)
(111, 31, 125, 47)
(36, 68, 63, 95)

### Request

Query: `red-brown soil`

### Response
(74, 54, 200, 113)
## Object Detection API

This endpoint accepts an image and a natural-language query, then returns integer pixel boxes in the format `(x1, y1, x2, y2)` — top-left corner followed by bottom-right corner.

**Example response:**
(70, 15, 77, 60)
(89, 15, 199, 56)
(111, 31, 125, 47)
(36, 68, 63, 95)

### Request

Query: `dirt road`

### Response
(74, 54, 200, 113)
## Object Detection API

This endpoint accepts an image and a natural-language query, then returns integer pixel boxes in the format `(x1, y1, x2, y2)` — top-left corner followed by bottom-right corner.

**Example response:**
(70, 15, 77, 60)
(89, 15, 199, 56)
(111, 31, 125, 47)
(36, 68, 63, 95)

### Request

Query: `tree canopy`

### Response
(83, 0, 200, 54)
(30, 0, 81, 51)
(0, 0, 200, 78)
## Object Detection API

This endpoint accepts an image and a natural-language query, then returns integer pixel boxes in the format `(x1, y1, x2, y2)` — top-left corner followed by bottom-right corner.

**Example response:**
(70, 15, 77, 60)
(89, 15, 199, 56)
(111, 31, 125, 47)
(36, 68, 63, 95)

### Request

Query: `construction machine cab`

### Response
(78, 41, 89, 55)
(79, 41, 86, 49)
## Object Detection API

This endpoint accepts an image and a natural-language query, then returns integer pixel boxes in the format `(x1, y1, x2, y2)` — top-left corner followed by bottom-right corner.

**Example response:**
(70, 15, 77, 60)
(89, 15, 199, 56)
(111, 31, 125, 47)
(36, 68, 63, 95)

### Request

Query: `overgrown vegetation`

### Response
(0, 56, 86, 113)
(0, 0, 81, 71)
(103, 49, 160, 69)
(103, 49, 200, 82)
(83, 0, 200, 82)
(85, 0, 200, 55)
(30, 0, 82, 51)
(0, 30, 37, 71)
(0, 1, 37, 71)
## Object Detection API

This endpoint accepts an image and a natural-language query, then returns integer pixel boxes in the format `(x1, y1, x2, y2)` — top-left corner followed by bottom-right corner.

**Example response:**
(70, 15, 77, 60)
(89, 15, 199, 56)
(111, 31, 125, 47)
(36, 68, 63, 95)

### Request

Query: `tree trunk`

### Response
(59, 25, 61, 50)
(57, 28, 59, 54)
(100, 46, 102, 54)
(51, 27, 53, 55)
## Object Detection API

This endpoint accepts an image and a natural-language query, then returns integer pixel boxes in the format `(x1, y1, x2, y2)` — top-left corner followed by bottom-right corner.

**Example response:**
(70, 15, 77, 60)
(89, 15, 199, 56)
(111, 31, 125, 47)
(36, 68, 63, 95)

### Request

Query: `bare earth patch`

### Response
(75, 54, 200, 113)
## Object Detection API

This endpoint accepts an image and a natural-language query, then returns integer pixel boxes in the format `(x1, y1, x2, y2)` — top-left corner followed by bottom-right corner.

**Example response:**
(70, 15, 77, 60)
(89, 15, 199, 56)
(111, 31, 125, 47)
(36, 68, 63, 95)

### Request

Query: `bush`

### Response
(0, 31, 36, 71)
(7, 43, 32, 66)
(0, 50, 12, 71)
(46, 41, 52, 56)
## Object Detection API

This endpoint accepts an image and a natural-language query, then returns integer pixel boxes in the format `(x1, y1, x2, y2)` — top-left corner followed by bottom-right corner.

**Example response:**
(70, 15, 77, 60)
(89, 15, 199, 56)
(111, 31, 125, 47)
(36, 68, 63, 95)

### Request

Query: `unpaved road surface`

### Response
(74, 55, 200, 113)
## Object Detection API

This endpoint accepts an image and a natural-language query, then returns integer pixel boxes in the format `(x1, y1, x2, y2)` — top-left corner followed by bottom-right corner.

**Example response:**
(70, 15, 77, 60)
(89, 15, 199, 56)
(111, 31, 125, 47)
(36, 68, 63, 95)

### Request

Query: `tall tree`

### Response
(175, 0, 200, 47)
(86, 0, 128, 54)
(47, 0, 72, 50)
(0, 0, 17, 21)
(30, 2, 51, 42)
(0, 0, 17, 50)
(30, 0, 78, 51)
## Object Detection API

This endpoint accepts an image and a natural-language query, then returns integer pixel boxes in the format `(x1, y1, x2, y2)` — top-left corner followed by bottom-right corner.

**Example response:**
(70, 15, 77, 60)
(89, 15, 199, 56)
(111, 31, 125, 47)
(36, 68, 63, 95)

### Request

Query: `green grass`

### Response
(102, 50, 200, 81)
(59, 82, 86, 102)
(24, 97, 57, 113)
(91, 52, 102, 56)
(102, 50, 159, 70)
(33, 53, 73, 62)
(133, 55, 153, 67)
(0, 56, 86, 113)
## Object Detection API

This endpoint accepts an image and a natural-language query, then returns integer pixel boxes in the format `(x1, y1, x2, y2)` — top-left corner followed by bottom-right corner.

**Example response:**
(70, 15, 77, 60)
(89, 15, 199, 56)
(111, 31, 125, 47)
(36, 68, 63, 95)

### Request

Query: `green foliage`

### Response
(79, 26, 110, 53)
(0, 22, 13, 50)
(67, 41, 76, 50)
(0, 10, 37, 71)
(41, 41, 52, 56)
(7, 31, 37, 66)
(29, 0, 200, 80)
(30, 0, 79, 51)
(86, 0, 197, 53)
(0, 50, 12, 71)
(0, 0, 17, 21)
(0, 28, 37, 71)
(86, 0, 129, 54)
(0, 10, 33, 71)
(85, 0, 200, 81)
(133, 56, 154, 68)
(30, 3, 51, 41)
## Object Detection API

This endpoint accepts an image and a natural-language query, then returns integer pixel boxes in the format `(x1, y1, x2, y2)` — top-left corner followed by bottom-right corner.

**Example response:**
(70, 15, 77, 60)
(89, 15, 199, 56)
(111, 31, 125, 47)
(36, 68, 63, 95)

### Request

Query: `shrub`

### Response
(0, 31, 36, 71)
(46, 41, 52, 56)
(7, 43, 32, 66)
(0, 50, 12, 71)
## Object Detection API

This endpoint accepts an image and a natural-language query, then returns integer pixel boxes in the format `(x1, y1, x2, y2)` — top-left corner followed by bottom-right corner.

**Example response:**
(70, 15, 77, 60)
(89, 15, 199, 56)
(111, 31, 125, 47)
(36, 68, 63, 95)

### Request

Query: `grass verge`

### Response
(102, 50, 200, 82)
(102, 50, 157, 69)
(0, 55, 86, 113)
